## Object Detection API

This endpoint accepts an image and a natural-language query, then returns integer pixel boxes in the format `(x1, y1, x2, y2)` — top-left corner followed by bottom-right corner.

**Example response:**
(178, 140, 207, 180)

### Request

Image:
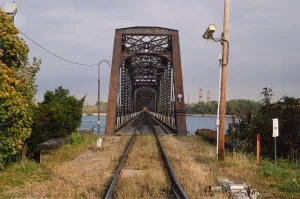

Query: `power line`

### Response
(1, 6, 102, 66)
(18, 30, 100, 66)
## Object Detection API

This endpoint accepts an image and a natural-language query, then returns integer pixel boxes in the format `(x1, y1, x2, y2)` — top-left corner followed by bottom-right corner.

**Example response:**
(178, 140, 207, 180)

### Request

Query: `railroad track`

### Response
(103, 112, 189, 199)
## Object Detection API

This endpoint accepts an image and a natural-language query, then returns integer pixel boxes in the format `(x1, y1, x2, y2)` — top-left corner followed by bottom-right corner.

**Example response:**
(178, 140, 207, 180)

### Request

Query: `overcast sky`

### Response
(10, 0, 300, 104)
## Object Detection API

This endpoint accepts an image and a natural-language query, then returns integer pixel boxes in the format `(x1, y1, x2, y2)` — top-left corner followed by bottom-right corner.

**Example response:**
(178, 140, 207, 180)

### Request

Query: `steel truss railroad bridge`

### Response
(105, 26, 187, 135)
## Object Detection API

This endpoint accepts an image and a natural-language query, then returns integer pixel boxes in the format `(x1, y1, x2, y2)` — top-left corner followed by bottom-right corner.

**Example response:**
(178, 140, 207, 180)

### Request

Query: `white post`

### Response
(216, 57, 222, 158)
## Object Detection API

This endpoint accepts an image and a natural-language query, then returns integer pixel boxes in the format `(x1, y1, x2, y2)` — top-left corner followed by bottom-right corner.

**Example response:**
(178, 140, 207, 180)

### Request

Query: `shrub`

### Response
(70, 133, 84, 146)
(0, 10, 40, 169)
(27, 86, 85, 154)
(228, 88, 300, 159)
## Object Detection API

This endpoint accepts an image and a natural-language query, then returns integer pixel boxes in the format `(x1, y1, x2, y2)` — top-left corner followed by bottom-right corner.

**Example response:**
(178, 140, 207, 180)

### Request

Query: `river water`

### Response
(81, 115, 231, 134)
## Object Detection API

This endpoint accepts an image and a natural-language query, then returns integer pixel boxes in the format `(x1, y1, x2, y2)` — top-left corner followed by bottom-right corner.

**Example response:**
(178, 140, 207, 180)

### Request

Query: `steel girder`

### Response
(122, 35, 172, 53)
(106, 27, 187, 135)
(119, 36, 172, 117)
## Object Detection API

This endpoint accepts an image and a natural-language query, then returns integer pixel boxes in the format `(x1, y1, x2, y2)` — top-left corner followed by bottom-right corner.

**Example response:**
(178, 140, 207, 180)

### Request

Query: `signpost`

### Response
(273, 118, 279, 169)
(256, 134, 260, 165)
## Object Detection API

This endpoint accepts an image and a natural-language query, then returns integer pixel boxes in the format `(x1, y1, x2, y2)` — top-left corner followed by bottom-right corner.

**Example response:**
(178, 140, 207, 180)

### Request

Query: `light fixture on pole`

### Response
(1, 2, 18, 23)
(202, 24, 230, 67)
(202, 0, 230, 161)
(97, 60, 110, 135)
(202, 24, 230, 160)
(202, 24, 216, 40)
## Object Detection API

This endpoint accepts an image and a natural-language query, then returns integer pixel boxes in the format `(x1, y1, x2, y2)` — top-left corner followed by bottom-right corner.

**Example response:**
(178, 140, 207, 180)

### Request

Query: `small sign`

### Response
(273, 119, 279, 137)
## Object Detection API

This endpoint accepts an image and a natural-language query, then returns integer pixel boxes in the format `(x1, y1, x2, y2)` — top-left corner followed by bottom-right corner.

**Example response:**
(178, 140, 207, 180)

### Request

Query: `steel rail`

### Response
(103, 114, 143, 199)
(115, 112, 142, 134)
(134, 113, 144, 134)
(148, 112, 177, 135)
(146, 113, 189, 199)
(104, 112, 188, 199)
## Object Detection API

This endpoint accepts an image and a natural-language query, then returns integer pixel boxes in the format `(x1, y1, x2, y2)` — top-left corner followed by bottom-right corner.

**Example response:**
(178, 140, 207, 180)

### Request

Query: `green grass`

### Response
(70, 132, 85, 146)
(0, 133, 99, 196)
(195, 134, 300, 197)
(259, 158, 300, 195)
(46, 133, 98, 164)
(0, 160, 49, 191)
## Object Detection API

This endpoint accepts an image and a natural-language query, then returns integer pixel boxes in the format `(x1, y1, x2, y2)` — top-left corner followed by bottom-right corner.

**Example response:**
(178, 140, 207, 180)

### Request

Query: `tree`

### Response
(253, 96, 300, 158)
(260, 87, 274, 105)
(228, 88, 300, 159)
(0, 10, 40, 169)
(28, 86, 85, 154)
(227, 107, 255, 152)
(186, 100, 259, 115)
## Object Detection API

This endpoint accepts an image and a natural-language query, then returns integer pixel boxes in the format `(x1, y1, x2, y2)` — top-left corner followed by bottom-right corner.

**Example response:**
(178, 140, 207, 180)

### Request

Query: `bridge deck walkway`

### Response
(115, 112, 176, 136)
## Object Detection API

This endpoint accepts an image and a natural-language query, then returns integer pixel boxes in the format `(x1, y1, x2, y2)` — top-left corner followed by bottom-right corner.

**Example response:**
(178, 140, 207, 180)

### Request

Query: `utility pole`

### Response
(218, 0, 230, 160)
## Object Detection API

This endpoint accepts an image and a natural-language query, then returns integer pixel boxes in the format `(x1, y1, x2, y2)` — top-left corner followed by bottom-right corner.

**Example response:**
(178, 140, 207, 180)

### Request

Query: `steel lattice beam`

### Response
(105, 27, 187, 135)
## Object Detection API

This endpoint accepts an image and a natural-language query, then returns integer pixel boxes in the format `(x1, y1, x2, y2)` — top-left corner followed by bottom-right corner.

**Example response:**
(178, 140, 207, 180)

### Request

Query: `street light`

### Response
(202, 24, 230, 65)
(1, 2, 18, 23)
(97, 60, 110, 135)
(202, 25, 230, 160)
(202, 0, 230, 161)
(202, 24, 216, 40)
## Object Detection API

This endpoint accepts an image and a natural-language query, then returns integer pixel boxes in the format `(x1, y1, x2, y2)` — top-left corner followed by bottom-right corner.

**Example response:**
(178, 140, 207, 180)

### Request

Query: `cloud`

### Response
(13, 0, 300, 103)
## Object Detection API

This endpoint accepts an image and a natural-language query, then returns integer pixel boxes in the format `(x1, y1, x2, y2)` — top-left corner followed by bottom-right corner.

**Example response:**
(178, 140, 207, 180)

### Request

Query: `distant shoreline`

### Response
(82, 113, 107, 116)
(82, 113, 231, 117)
(185, 114, 231, 118)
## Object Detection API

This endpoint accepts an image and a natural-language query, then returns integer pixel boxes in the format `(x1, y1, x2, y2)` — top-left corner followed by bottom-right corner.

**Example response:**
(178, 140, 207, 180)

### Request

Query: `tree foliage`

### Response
(27, 86, 85, 154)
(82, 101, 107, 114)
(228, 88, 300, 159)
(260, 87, 274, 105)
(186, 99, 260, 115)
(0, 10, 40, 169)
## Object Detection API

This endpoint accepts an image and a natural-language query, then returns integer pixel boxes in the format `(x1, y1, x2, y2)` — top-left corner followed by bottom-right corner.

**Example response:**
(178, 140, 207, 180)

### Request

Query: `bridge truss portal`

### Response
(105, 27, 187, 135)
